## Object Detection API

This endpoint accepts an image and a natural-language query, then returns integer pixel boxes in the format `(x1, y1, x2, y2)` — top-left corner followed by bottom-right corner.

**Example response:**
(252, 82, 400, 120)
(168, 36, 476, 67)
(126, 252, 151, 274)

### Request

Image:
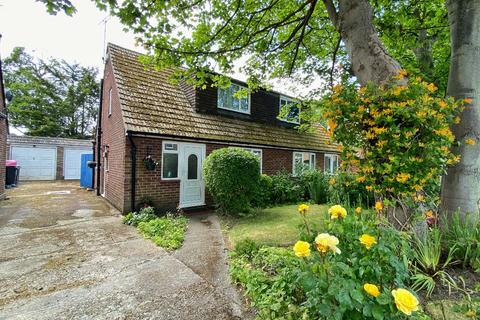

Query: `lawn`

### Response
(222, 204, 328, 247)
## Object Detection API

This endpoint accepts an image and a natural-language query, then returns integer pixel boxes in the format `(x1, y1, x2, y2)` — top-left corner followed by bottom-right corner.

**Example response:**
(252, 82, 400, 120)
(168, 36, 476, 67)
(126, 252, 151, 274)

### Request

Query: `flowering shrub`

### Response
(122, 206, 157, 226)
(229, 204, 427, 319)
(321, 72, 464, 207)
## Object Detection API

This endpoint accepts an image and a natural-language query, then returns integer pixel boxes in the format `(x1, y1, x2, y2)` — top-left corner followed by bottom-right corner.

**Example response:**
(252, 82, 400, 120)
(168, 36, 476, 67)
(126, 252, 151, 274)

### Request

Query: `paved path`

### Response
(0, 182, 243, 320)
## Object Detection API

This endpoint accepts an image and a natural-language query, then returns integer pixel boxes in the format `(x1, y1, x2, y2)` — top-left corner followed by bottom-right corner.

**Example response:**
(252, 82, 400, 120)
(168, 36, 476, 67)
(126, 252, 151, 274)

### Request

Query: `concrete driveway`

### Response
(0, 181, 243, 319)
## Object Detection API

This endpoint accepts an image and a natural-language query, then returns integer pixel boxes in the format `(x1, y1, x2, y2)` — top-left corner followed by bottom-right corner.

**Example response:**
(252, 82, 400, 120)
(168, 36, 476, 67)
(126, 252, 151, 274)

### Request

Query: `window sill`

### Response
(217, 106, 251, 115)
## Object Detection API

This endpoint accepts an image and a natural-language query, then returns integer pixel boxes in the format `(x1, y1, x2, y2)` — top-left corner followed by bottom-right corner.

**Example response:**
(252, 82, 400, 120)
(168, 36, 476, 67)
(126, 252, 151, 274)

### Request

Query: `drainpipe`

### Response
(127, 132, 136, 212)
(96, 79, 104, 196)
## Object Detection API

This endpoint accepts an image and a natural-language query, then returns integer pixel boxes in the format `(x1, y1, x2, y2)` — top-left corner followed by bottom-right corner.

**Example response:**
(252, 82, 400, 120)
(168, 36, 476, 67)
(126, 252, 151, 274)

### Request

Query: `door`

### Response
(80, 154, 94, 188)
(179, 143, 205, 208)
(11, 146, 56, 180)
(64, 148, 92, 180)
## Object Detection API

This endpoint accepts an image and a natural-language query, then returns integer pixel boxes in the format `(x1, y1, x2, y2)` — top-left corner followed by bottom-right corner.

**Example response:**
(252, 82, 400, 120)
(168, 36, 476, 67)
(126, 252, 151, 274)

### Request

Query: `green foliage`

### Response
(203, 147, 260, 215)
(444, 212, 480, 271)
(230, 205, 424, 319)
(410, 228, 457, 297)
(234, 239, 261, 259)
(230, 247, 306, 319)
(251, 174, 274, 208)
(297, 170, 329, 204)
(137, 214, 188, 250)
(322, 75, 463, 206)
(122, 206, 157, 227)
(270, 171, 304, 205)
(37, 0, 76, 16)
(373, 0, 450, 92)
(4, 47, 99, 138)
(327, 172, 375, 208)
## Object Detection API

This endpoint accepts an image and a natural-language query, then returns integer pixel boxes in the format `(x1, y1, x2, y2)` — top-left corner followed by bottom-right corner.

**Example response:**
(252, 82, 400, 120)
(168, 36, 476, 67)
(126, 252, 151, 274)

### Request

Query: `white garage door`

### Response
(11, 146, 56, 180)
(64, 149, 92, 180)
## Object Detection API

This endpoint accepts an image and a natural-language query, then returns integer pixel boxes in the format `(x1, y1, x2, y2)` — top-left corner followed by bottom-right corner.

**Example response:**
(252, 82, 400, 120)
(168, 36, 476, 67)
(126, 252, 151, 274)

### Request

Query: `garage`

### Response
(11, 146, 56, 180)
(64, 148, 92, 180)
(7, 135, 92, 181)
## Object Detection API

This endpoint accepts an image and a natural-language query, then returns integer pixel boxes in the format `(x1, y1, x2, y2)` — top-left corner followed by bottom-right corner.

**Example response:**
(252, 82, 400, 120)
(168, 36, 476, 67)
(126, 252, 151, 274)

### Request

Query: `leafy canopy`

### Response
(4, 47, 99, 138)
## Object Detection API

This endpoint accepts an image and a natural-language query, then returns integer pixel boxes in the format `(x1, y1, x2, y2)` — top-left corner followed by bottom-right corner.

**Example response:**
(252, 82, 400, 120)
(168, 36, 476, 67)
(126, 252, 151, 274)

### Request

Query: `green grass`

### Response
(222, 204, 329, 247)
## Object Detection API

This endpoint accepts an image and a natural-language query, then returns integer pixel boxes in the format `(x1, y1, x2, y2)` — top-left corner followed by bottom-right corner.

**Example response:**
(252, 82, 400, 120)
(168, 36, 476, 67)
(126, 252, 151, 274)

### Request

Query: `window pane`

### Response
(164, 143, 178, 151)
(325, 156, 332, 173)
(187, 154, 198, 180)
(332, 156, 338, 172)
(310, 154, 316, 169)
(162, 153, 178, 178)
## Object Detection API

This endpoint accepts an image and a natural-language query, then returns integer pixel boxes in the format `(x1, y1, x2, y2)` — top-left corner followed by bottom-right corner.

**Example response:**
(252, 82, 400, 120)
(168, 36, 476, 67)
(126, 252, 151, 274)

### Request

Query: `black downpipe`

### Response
(128, 132, 137, 212)
(96, 79, 104, 196)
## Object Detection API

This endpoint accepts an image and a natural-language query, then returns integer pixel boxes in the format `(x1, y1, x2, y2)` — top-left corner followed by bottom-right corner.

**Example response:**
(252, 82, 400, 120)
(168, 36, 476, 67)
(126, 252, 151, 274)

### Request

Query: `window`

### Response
(279, 96, 300, 124)
(108, 88, 112, 116)
(293, 152, 316, 176)
(217, 83, 250, 114)
(162, 142, 179, 179)
(243, 148, 262, 173)
(187, 154, 198, 180)
(324, 154, 339, 174)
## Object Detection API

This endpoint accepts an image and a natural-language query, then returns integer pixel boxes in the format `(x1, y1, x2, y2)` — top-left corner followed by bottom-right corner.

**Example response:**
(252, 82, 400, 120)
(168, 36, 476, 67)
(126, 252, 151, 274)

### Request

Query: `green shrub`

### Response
(251, 174, 273, 208)
(230, 205, 425, 319)
(270, 171, 303, 204)
(444, 212, 480, 271)
(122, 206, 157, 226)
(234, 238, 261, 259)
(137, 214, 188, 250)
(203, 147, 260, 215)
(328, 172, 375, 207)
(301, 170, 329, 204)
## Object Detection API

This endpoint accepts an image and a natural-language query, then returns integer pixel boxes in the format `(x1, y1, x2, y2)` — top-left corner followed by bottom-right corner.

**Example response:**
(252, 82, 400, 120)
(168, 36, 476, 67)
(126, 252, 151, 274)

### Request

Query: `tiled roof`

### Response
(8, 135, 92, 147)
(109, 43, 338, 152)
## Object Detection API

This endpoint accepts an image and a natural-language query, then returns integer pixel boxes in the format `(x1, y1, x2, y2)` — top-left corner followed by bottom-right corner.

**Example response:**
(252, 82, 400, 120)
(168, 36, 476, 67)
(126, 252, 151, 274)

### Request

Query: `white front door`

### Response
(179, 143, 206, 208)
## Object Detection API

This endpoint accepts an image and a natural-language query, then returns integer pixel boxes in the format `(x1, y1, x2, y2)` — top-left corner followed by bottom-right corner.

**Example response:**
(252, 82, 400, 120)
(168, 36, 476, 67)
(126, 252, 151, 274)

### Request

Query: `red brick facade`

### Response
(98, 59, 126, 210)
(97, 56, 338, 213)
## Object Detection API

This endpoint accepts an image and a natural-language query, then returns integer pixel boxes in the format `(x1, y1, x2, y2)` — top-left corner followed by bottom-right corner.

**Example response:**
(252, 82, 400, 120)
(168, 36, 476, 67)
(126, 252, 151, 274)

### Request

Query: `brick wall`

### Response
(98, 58, 126, 211)
(56, 146, 64, 180)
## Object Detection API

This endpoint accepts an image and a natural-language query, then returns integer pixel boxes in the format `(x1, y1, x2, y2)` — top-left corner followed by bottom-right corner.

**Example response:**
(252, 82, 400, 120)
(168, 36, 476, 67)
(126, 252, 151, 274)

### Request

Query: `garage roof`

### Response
(8, 135, 92, 148)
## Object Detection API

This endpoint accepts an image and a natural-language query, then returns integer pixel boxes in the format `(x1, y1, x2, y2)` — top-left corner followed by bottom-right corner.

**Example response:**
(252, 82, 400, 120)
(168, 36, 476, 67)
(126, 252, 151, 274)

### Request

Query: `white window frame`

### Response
(108, 88, 112, 116)
(292, 152, 316, 176)
(279, 96, 300, 124)
(217, 83, 251, 114)
(243, 148, 263, 173)
(324, 153, 339, 174)
(161, 141, 180, 180)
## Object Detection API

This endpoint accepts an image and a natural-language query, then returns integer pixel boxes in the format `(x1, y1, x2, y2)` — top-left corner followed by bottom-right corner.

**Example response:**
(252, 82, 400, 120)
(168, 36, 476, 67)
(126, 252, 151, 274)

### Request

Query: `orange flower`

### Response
(465, 138, 476, 145)
(464, 98, 473, 104)
(375, 201, 383, 211)
(426, 83, 437, 92)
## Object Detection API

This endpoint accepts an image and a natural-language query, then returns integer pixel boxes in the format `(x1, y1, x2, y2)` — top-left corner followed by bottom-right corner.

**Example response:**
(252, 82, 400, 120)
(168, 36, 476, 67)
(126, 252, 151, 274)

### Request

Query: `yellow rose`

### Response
(298, 204, 309, 216)
(293, 241, 311, 257)
(391, 288, 419, 315)
(359, 234, 377, 249)
(315, 233, 341, 254)
(355, 207, 362, 215)
(363, 283, 381, 297)
(375, 201, 383, 211)
(328, 205, 347, 219)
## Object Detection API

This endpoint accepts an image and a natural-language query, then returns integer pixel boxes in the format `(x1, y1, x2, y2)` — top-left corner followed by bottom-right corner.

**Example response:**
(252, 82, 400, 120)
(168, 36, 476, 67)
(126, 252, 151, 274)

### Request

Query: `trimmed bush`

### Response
(203, 147, 261, 215)
(251, 174, 273, 208)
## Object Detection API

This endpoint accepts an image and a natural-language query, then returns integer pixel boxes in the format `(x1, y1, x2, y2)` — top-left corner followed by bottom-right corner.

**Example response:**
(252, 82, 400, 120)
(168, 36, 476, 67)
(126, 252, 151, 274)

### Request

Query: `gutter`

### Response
(125, 130, 340, 154)
(127, 132, 136, 212)
(96, 79, 104, 196)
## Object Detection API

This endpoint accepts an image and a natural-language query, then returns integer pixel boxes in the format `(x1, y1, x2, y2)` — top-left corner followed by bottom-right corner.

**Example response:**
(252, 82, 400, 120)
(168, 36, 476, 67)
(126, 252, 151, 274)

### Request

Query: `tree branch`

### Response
(322, 0, 338, 28)
(329, 35, 341, 87)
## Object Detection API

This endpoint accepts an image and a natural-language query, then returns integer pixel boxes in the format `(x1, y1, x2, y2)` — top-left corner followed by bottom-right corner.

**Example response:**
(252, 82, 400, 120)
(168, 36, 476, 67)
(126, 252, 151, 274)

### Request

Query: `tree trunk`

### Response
(336, 0, 402, 85)
(441, 0, 480, 217)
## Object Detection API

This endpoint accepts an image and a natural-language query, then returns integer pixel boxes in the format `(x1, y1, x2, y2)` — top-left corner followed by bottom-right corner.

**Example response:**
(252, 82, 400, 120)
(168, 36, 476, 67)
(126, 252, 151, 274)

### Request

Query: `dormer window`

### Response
(279, 96, 300, 124)
(218, 83, 250, 114)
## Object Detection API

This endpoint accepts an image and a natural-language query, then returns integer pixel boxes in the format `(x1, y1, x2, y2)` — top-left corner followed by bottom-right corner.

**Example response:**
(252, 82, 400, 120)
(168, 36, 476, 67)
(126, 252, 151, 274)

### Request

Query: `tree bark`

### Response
(441, 0, 480, 217)
(336, 0, 403, 85)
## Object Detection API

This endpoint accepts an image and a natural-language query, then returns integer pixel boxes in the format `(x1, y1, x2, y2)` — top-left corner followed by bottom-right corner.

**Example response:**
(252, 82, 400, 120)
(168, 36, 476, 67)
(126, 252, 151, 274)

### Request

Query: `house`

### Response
(0, 44, 6, 199)
(7, 135, 92, 181)
(96, 44, 340, 213)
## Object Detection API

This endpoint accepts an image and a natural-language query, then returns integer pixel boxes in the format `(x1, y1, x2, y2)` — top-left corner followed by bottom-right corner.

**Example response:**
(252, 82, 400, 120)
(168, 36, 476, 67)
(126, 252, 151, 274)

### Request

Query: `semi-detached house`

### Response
(96, 44, 340, 213)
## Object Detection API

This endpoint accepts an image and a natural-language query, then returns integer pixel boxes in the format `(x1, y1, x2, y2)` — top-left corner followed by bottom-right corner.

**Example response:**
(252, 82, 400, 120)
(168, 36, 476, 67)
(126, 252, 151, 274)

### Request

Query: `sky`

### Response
(0, 0, 140, 73)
